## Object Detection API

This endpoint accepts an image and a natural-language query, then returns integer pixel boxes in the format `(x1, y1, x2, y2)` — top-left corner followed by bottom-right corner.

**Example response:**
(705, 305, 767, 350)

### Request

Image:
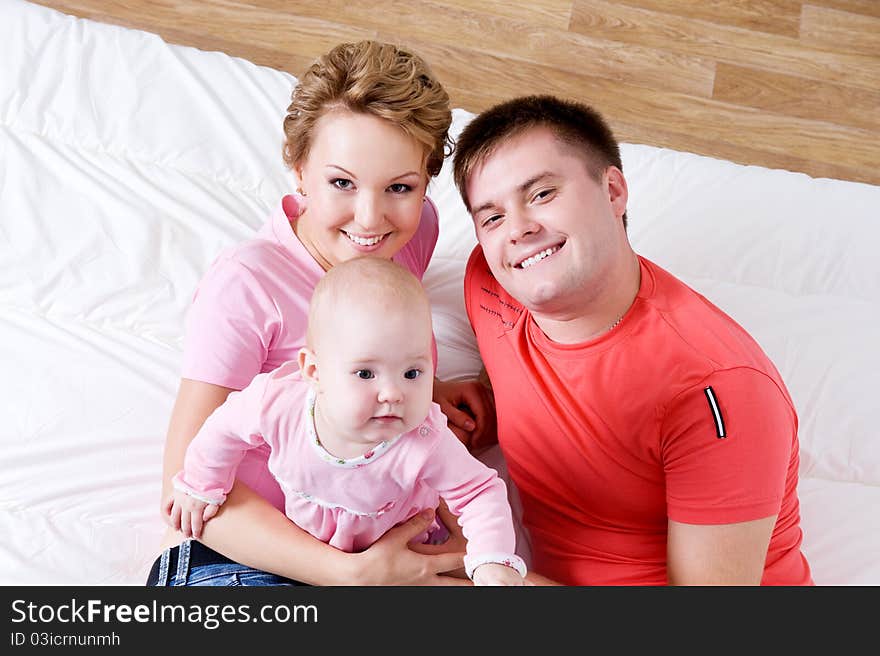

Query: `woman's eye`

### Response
(404, 369, 421, 380)
(332, 178, 354, 190)
(388, 183, 412, 194)
(355, 369, 374, 380)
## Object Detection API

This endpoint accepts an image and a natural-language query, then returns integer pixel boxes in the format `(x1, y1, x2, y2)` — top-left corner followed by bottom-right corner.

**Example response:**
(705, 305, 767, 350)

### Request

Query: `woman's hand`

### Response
(432, 377, 498, 452)
(352, 509, 470, 586)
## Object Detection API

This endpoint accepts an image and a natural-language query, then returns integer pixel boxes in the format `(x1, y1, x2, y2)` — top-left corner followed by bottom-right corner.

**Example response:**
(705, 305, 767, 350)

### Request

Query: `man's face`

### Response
(465, 127, 628, 320)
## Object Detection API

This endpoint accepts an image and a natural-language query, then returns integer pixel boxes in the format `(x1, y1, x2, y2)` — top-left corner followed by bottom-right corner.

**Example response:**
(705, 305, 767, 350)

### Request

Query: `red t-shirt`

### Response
(465, 250, 813, 585)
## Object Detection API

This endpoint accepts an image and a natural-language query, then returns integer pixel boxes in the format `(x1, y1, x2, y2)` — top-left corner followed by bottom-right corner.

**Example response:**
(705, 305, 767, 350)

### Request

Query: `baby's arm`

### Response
(419, 407, 526, 585)
(166, 373, 272, 538)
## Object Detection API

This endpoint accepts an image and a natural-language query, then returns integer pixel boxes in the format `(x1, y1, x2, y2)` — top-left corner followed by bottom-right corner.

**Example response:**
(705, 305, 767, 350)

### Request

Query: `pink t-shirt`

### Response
(175, 362, 525, 578)
(179, 194, 439, 509)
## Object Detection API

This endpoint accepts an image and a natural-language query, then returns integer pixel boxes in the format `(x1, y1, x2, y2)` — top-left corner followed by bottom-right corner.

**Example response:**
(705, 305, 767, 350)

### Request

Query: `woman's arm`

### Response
(161, 378, 467, 585)
(160, 378, 235, 506)
(204, 489, 467, 585)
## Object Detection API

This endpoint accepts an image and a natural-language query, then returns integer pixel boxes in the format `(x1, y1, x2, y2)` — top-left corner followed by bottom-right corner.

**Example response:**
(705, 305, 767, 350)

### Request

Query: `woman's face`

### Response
(294, 110, 430, 270)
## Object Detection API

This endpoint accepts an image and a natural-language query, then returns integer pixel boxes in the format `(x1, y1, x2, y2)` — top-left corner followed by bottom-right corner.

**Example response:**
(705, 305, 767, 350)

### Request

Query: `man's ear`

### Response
(606, 166, 628, 221)
(298, 347, 318, 383)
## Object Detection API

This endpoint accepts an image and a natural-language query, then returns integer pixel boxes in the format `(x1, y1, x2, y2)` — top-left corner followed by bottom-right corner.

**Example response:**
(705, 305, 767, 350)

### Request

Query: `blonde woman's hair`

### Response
(283, 40, 452, 177)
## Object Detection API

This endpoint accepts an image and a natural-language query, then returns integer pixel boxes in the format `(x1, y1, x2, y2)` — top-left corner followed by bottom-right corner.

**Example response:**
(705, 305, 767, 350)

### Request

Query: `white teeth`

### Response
(519, 246, 559, 269)
(346, 232, 383, 246)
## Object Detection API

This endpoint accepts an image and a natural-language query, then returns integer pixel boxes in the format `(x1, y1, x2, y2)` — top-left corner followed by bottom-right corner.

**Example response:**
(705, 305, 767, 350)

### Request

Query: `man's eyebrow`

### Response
(471, 171, 556, 215)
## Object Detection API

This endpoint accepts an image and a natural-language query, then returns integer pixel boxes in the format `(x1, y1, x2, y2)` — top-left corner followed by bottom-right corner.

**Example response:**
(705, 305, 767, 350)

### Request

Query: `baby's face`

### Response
(312, 300, 434, 448)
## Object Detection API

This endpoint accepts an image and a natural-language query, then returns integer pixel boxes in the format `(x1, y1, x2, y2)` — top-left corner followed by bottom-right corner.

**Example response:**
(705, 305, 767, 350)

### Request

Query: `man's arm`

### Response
(432, 376, 497, 450)
(666, 515, 776, 585)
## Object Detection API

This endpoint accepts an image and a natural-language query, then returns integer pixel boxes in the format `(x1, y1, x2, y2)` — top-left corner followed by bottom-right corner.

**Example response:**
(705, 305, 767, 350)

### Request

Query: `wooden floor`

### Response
(33, 1, 880, 186)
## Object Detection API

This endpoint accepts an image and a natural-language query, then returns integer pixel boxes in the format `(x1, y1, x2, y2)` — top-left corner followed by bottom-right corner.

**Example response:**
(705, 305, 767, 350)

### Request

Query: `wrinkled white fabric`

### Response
(1, 0, 878, 584)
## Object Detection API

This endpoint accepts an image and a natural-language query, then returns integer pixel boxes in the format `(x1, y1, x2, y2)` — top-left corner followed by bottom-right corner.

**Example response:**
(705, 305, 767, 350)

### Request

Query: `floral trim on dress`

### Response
(304, 388, 405, 468)
(463, 552, 528, 580)
(281, 486, 396, 518)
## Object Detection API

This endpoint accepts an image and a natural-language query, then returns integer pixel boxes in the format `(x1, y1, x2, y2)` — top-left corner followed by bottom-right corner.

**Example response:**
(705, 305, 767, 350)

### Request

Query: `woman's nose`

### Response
(353, 194, 384, 232)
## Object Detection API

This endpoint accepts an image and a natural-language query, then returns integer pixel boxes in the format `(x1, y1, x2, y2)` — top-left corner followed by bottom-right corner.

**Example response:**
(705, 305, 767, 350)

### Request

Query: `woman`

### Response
(147, 40, 493, 586)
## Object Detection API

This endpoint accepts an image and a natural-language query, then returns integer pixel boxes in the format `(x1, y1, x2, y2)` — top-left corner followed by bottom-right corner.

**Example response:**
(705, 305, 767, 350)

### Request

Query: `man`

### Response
(453, 95, 813, 585)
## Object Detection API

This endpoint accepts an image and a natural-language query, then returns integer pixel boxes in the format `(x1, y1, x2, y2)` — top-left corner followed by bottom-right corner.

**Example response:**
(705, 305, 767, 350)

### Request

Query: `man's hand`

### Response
(432, 377, 498, 452)
(163, 490, 219, 540)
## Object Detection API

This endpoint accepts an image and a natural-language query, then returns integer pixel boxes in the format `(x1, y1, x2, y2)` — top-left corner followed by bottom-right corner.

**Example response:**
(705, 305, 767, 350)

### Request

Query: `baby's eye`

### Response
(404, 369, 421, 380)
(355, 369, 374, 380)
(332, 178, 354, 190)
(388, 183, 412, 194)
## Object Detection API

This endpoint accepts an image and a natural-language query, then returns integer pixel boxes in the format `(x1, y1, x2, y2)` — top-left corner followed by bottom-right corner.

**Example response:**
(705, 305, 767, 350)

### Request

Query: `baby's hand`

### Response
(472, 562, 525, 586)
(163, 490, 219, 540)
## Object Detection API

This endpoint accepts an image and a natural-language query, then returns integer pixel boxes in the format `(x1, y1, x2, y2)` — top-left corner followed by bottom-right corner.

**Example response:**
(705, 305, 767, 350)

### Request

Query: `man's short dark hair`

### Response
(452, 95, 626, 227)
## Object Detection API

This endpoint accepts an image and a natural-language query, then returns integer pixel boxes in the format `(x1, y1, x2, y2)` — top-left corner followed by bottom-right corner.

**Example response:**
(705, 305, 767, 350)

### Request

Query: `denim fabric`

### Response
(148, 540, 300, 587)
(174, 563, 296, 587)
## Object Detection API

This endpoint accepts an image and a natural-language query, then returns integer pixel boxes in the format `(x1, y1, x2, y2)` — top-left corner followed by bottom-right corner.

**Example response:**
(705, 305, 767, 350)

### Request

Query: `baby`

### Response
(165, 256, 525, 585)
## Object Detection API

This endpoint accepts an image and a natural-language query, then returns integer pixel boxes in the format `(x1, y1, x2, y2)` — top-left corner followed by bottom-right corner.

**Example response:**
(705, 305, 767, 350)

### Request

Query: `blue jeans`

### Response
(147, 540, 305, 587)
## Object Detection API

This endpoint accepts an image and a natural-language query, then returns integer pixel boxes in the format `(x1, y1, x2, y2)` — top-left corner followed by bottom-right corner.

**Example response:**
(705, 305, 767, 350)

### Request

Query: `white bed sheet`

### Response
(1, 0, 878, 585)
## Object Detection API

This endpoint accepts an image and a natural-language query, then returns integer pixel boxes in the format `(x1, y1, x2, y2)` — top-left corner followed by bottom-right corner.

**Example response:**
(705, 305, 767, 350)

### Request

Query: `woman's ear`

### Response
(298, 347, 318, 383)
(293, 161, 306, 196)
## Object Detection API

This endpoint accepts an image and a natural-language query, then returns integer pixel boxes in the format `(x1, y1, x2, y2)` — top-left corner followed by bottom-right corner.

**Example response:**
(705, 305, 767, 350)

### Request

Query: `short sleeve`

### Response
(393, 196, 439, 280)
(180, 257, 280, 390)
(661, 367, 797, 524)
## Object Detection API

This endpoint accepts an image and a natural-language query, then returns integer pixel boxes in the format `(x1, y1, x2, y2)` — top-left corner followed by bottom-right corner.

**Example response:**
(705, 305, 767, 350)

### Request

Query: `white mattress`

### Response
(2, 0, 878, 585)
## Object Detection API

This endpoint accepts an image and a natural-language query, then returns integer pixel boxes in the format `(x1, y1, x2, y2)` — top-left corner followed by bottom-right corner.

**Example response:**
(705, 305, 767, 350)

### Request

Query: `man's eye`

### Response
(355, 370, 374, 380)
(533, 188, 554, 202)
(388, 183, 412, 193)
(481, 214, 502, 228)
(332, 178, 354, 190)
(404, 369, 421, 380)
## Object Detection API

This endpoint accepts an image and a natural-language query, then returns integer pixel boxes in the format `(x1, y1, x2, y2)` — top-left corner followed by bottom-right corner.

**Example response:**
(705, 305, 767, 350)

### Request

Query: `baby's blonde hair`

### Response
(306, 257, 431, 350)
(283, 40, 452, 178)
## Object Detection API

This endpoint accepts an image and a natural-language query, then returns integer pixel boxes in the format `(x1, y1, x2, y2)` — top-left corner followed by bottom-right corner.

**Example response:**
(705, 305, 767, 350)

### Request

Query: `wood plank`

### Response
(570, 0, 880, 91)
(817, 0, 880, 19)
(267, 0, 717, 97)
(611, 0, 803, 38)
(612, 118, 872, 184)
(35, 1, 377, 62)
(438, 0, 574, 30)
(800, 5, 880, 57)
(406, 39, 879, 184)
(28, 0, 880, 186)
(448, 83, 872, 185)
(713, 62, 880, 132)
